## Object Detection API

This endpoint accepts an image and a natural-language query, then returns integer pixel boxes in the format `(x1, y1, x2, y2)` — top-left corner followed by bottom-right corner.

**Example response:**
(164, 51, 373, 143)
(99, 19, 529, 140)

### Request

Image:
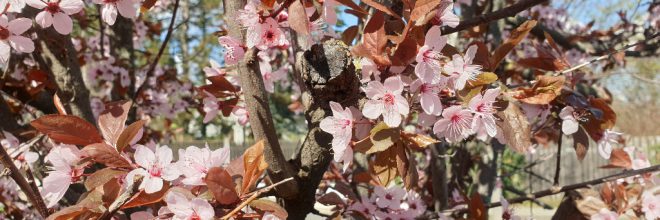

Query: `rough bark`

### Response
(24, 8, 94, 123)
(285, 39, 361, 219)
(224, 0, 299, 199)
(238, 49, 299, 198)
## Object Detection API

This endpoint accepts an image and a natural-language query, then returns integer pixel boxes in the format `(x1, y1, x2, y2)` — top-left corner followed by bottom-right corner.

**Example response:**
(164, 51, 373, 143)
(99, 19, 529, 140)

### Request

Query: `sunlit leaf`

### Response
(31, 115, 103, 146)
(82, 143, 133, 169)
(490, 20, 537, 70)
(97, 100, 131, 146)
(249, 199, 288, 219)
(206, 167, 240, 205)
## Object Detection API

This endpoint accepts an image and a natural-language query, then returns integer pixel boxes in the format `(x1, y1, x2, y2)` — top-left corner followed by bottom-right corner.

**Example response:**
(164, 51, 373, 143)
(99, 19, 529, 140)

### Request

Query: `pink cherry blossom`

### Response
(501, 198, 521, 220)
(3, 0, 27, 12)
(93, 0, 137, 25)
(360, 57, 381, 82)
(126, 144, 180, 194)
(373, 185, 406, 210)
(323, 0, 337, 26)
(415, 26, 447, 84)
(590, 208, 618, 220)
(165, 192, 215, 220)
(559, 106, 579, 135)
(469, 88, 500, 141)
(177, 144, 230, 186)
(232, 106, 249, 125)
(41, 144, 84, 208)
(202, 91, 219, 123)
(27, 0, 83, 35)
(362, 76, 410, 128)
(642, 191, 660, 220)
(410, 79, 443, 116)
(259, 61, 288, 93)
(1, 131, 38, 169)
(237, 1, 259, 28)
(246, 17, 289, 50)
(443, 45, 481, 90)
(218, 36, 245, 65)
(433, 105, 473, 143)
(433, 1, 459, 28)
(597, 129, 622, 159)
(0, 16, 34, 63)
(320, 101, 354, 166)
(403, 191, 426, 217)
(347, 195, 377, 218)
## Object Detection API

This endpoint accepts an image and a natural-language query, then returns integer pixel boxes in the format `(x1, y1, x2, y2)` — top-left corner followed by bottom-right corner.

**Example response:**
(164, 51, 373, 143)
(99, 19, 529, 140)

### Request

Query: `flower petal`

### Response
(52, 12, 73, 34)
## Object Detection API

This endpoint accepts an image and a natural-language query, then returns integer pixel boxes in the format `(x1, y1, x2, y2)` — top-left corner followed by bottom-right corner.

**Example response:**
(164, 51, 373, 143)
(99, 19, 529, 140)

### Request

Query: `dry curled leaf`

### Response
(572, 126, 590, 161)
(366, 122, 400, 154)
(495, 101, 532, 153)
(601, 149, 632, 169)
(288, 0, 310, 35)
(401, 132, 438, 150)
(242, 140, 268, 195)
(513, 75, 565, 105)
(249, 199, 288, 219)
(116, 119, 146, 152)
(371, 143, 399, 186)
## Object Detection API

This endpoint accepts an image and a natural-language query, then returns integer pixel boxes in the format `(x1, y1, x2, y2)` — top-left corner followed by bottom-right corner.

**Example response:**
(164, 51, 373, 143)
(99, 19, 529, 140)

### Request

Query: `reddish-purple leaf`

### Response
(31, 115, 103, 146)
(82, 143, 133, 169)
(116, 119, 146, 152)
(205, 167, 240, 205)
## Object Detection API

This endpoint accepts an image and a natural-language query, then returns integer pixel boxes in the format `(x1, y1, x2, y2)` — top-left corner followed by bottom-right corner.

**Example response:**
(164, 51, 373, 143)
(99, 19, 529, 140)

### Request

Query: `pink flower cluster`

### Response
(347, 185, 426, 220)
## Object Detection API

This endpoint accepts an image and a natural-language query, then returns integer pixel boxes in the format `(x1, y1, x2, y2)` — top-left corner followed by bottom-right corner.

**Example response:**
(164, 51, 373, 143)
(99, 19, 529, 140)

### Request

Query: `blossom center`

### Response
(264, 30, 276, 42)
(423, 50, 441, 63)
(45, 2, 60, 14)
(103, 0, 119, 3)
(189, 213, 201, 220)
(70, 167, 85, 182)
(385, 193, 393, 200)
(0, 28, 10, 40)
(342, 119, 352, 128)
(383, 93, 395, 105)
(149, 165, 162, 177)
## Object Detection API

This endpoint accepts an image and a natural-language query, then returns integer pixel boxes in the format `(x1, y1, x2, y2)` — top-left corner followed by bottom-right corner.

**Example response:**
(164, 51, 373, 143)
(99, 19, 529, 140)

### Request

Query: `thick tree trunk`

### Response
(285, 39, 362, 218)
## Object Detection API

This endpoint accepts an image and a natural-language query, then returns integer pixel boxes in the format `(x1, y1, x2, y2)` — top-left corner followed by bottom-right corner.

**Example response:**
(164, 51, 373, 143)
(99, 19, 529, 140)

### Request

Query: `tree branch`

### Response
(442, 0, 548, 35)
(133, 0, 181, 102)
(224, 0, 299, 199)
(444, 164, 660, 214)
(0, 133, 49, 217)
(554, 123, 562, 186)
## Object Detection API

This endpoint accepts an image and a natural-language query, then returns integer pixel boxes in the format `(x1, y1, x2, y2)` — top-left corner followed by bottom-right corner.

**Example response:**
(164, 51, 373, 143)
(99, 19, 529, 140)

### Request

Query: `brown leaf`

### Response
(572, 127, 589, 161)
(288, 0, 310, 35)
(490, 20, 537, 70)
(82, 143, 133, 169)
(249, 199, 288, 219)
(513, 75, 565, 105)
(97, 100, 131, 146)
(31, 115, 103, 146)
(122, 184, 170, 209)
(207, 75, 238, 93)
(495, 102, 532, 153)
(220, 98, 238, 117)
(583, 98, 616, 142)
(46, 206, 88, 220)
(242, 140, 268, 195)
(468, 42, 492, 70)
(468, 193, 487, 220)
(362, 0, 400, 18)
(401, 132, 438, 150)
(116, 119, 146, 152)
(318, 192, 346, 206)
(336, 0, 368, 16)
(84, 168, 126, 190)
(601, 149, 632, 169)
(391, 34, 420, 66)
(261, 0, 277, 9)
(53, 94, 67, 115)
(341, 26, 359, 45)
(140, 0, 158, 12)
(354, 11, 391, 66)
(409, 0, 441, 24)
(205, 167, 240, 205)
(371, 144, 399, 186)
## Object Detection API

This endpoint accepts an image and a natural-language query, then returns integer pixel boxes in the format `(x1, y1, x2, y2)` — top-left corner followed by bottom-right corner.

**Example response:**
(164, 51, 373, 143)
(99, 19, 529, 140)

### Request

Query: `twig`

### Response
(132, 0, 181, 102)
(443, 164, 660, 214)
(553, 123, 562, 186)
(98, 176, 143, 220)
(97, 5, 105, 58)
(553, 33, 660, 76)
(0, 133, 49, 217)
(442, 0, 548, 35)
(221, 177, 295, 220)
